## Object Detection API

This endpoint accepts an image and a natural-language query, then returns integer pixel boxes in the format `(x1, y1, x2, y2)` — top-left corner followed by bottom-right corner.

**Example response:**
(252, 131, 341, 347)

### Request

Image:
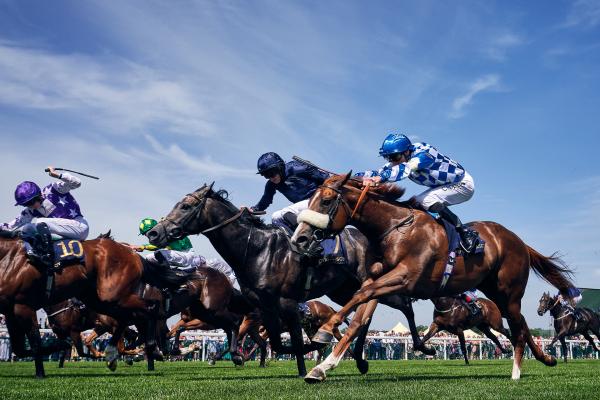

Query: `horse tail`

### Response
(527, 246, 574, 292)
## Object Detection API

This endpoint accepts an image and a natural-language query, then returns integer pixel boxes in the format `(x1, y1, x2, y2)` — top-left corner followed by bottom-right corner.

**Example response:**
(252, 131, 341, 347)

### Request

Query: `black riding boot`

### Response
(20, 223, 54, 268)
(437, 206, 478, 253)
(273, 212, 298, 236)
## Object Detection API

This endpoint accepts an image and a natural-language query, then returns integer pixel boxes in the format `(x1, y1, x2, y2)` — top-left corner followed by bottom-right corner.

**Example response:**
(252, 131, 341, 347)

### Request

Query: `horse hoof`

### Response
(35, 375, 45, 380)
(312, 329, 334, 344)
(357, 359, 369, 375)
(545, 355, 557, 367)
(232, 355, 244, 366)
(125, 357, 134, 366)
(420, 345, 436, 356)
(107, 359, 118, 372)
(304, 367, 326, 384)
(208, 359, 216, 366)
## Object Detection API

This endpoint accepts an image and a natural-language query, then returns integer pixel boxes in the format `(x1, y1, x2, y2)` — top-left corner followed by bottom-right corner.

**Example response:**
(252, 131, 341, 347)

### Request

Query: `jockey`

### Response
(357, 133, 479, 253)
(558, 287, 583, 320)
(251, 152, 329, 233)
(460, 289, 480, 315)
(132, 218, 203, 272)
(1, 166, 89, 267)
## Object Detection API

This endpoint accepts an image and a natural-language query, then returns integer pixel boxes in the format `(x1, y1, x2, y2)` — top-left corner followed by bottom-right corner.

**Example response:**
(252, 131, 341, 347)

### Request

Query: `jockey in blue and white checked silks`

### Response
(356, 133, 479, 253)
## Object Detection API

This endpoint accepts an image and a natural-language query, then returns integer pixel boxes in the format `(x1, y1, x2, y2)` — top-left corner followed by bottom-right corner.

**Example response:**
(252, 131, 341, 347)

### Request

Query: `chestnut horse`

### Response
(291, 173, 575, 382)
(537, 292, 600, 362)
(44, 298, 140, 367)
(0, 233, 241, 377)
(146, 184, 432, 377)
(421, 297, 511, 364)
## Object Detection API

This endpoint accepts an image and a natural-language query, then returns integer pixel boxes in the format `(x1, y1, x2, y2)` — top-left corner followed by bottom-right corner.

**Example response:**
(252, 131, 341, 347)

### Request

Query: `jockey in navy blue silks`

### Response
(356, 133, 479, 253)
(251, 152, 329, 232)
(1, 166, 89, 267)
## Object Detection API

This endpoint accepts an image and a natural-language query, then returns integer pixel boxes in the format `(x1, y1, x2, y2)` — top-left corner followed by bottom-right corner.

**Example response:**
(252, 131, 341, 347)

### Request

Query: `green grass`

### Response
(0, 359, 598, 400)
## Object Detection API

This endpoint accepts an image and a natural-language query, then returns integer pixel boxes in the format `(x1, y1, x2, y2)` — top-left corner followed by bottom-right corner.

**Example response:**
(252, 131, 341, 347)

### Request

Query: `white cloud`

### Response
(449, 74, 501, 119)
(484, 33, 524, 61)
(562, 0, 600, 29)
(144, 135, 257, 178)
(0, 42, 215, 136)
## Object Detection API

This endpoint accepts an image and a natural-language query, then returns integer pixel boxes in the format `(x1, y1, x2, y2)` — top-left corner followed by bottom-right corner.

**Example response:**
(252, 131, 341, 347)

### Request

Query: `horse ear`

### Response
(208, 181, 215, 191)
(340, 170, 352, 186)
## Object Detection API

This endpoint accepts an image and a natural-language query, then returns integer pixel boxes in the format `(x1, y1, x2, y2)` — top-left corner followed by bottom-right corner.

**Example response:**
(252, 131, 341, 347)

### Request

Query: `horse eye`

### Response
(180, 203, 191, 211)
(322, 199, 332, 206)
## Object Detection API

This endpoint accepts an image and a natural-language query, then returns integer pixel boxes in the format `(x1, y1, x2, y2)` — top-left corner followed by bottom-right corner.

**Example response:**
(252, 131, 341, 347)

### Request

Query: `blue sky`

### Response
(1, 1, 599, 330)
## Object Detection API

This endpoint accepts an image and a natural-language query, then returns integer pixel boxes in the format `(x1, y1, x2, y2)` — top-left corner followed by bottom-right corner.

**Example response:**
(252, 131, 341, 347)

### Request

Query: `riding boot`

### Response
(273, 212, 298, 236)
(20, 223, 54, 268)
(437, 206, 478, 253)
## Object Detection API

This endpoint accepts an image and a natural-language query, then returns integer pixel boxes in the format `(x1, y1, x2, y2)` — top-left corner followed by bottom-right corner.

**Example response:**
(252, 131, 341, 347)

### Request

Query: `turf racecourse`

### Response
(0, 359, 598, 400)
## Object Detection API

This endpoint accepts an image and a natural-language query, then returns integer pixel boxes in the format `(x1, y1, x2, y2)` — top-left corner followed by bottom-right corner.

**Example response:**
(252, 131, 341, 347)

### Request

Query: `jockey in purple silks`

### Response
(1, 166, 89, 267)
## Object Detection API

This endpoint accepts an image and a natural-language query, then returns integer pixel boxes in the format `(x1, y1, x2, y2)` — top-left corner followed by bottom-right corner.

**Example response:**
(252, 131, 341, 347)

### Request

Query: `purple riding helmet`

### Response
(14, 181, 42, 206)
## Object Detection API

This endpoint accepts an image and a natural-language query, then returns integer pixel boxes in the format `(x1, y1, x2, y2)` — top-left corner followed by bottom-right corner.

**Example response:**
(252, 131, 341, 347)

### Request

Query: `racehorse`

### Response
(146, 183, 432, 377)
(44, 298, 140, 367)
(291, 173, 575, 381)
(421, 297, 511, 364)
(537, 292, 600, 362)
(0, 231, 243, 377)
(168, 307, 268, 366)
(44, 298, 138, 368)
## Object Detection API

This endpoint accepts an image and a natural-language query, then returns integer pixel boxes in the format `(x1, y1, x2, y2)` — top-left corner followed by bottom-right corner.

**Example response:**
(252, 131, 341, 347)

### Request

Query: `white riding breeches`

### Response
(272, 199, 310, 226)
(145, 249, 204, 271)
(30, 217, 89, 240)
(414, 172, 475, 211)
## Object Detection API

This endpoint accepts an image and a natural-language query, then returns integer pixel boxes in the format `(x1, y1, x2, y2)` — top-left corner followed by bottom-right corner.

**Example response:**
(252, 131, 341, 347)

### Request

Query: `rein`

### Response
(377, 212, 415, 242)
(434, 300, 460, 314)
(201, 207, 251, 234)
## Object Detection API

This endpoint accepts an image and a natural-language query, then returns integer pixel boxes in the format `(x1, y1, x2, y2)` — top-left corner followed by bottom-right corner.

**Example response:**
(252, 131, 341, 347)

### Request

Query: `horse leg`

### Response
(479, 325, 508, 353)
(171, 327, 183, 356)
(582, 332, 599, 353)
(105, 323, 126, 371)
(84, 330, 103, 358)
(457, 330, 469, 365)
(247, 329, 267, 367)
(560, 336, 568, 363)
(420, 322, 440, 346)
(345, 315, 371, 375)
(143, 316, 163, 371)
(313, 271, 409, 343)
(305, 299, 377, 383)
(282, 305, 310, 377)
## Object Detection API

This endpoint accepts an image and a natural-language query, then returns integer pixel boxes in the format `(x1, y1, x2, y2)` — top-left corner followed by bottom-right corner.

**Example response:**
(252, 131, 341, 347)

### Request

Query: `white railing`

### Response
(1, 328, 598, 362)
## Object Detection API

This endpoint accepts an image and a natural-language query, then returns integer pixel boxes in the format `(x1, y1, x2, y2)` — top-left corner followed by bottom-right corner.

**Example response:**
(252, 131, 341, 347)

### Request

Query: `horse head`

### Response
(292, 172, 354, 252)
(537, 291, 553, 316)
(147, 182, 217, 247)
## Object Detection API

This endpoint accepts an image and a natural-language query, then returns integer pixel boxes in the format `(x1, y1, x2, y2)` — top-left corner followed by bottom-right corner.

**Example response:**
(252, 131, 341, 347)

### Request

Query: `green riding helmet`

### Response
(139, 218, 158, 236)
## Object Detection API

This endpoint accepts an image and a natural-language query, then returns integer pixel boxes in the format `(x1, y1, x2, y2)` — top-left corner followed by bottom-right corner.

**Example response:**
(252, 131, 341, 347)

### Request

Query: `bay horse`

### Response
(537, 292, 600, 362)
(422, 297, 511, 364)
(291, 173, 575, 381)
(0, 231, 242, 377)
(146, 183, 432, 377)
(45, 298, 140, 367)
(168, 307, 268, 366)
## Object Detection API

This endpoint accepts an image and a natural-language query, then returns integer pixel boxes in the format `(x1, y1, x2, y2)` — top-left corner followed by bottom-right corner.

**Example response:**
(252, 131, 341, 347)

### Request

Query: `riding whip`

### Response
(292, 156, 337, 176)
(44, 168, 100, 180)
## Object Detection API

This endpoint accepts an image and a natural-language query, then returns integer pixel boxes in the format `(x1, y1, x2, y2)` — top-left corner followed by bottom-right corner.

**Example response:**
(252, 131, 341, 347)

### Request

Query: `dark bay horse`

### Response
(146, 183, 432, 377)
(0, 233, 242, 377)
(537, 292, 600, 362)
(168, 307, 268, 366)
(291, 173, 575, 381)
(422, 297, 511, 364)
(45, 299, 140, 367)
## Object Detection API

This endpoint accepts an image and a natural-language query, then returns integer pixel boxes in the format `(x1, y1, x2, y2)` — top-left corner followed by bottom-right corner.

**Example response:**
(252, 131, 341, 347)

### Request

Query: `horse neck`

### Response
(350, 192, 413, 241)
(203, 202, 275, 279)
(549, 298, 566, 318)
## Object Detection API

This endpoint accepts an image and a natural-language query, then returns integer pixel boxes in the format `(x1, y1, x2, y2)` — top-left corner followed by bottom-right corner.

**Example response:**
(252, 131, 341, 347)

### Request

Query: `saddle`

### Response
(21, 224, 85, 272)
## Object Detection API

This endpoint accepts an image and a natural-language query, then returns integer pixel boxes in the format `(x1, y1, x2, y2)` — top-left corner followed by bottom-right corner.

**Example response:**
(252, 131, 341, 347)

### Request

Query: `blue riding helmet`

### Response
(14, 181, 42, 206)
(379, 133, 412, 157)
(256, 152, 285, 175)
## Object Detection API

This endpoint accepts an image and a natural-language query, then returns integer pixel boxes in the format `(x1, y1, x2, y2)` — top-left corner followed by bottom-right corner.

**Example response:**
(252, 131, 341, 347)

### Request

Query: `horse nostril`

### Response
(147, 230, 158, 239)
(296, 235, 308, 245)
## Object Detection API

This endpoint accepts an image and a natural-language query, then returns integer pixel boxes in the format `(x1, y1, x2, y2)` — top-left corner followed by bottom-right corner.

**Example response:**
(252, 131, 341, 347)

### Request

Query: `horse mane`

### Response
(210, 188, 272, 229)
(327, 175, 421, 208)
(95, 230, 113, 240)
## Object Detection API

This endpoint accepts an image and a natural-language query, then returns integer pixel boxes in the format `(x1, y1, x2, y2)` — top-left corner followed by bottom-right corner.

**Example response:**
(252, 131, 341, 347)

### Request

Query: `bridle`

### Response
(163, 183, 257, 241)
